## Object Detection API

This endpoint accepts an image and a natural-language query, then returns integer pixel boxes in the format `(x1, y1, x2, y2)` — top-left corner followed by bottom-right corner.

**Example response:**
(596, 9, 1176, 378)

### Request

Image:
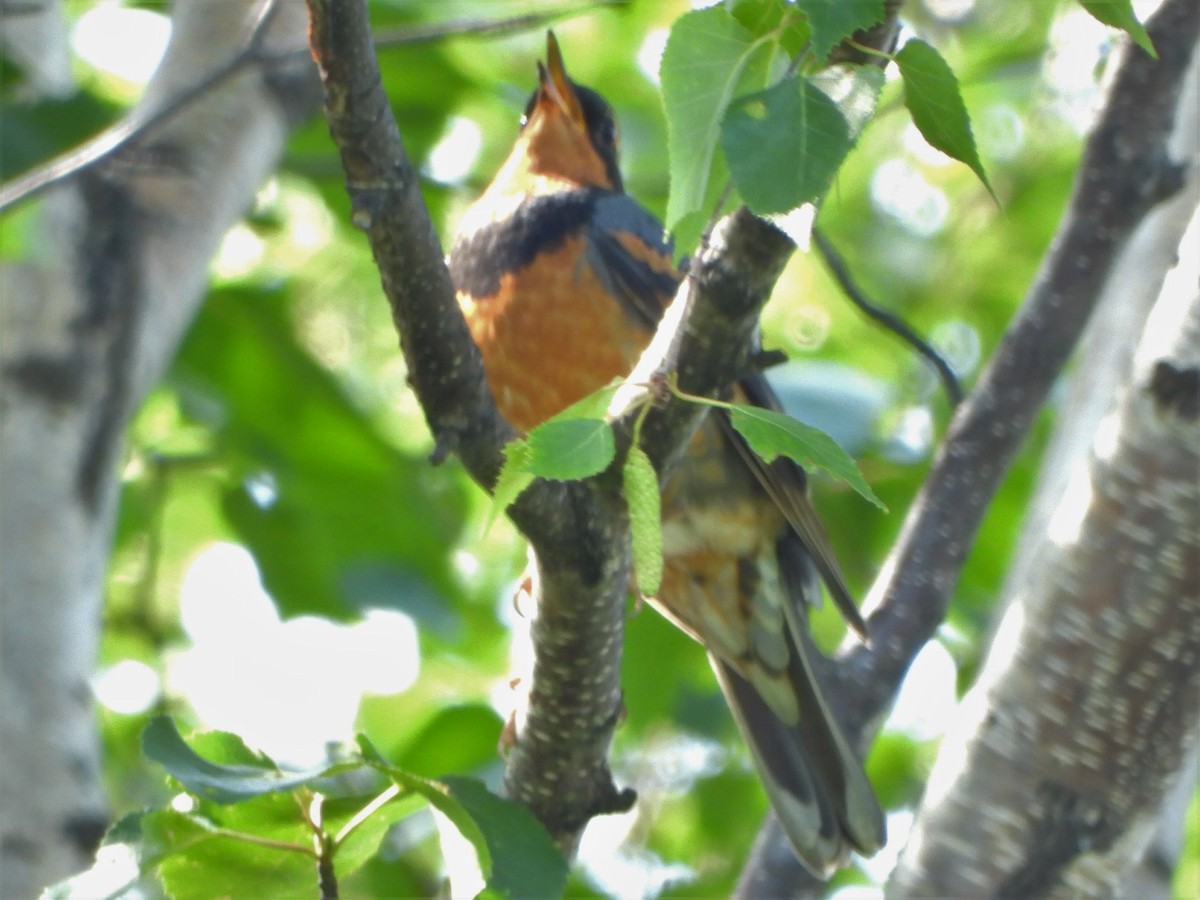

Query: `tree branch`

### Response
(737, 0, 1200, 893)
(890, 211, 1200, 896)
(305, 0, 812, 856)
(838, 0, 1198, 737)
(0, 3, 603, 215)
(0, 1, 314, 894)
(0, 0, 289, 213)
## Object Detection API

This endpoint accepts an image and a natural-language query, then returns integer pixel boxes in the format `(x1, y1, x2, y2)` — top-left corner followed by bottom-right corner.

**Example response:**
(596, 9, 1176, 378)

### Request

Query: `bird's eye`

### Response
(595, 117, 616, 148)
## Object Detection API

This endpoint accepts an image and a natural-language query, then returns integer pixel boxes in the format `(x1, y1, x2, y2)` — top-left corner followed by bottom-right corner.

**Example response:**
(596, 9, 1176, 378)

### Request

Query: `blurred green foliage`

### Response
(5, 0, 1192, 897)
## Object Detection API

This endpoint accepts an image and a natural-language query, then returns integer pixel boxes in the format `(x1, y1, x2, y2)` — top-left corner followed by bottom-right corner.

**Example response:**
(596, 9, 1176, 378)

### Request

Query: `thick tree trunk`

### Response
(888, 200, 1200, 897)
(0, 3, 315, 896)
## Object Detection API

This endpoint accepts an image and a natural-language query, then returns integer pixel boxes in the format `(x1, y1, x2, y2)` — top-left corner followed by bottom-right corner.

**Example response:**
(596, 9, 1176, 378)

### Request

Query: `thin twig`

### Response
(0, 2, 609, 214)
(332, 784, 402, 847)
(373, 1, 628, 48)
(838, 0, 1198, 733)
(0, 0, 281, 213)
(813, 227, 964, 406)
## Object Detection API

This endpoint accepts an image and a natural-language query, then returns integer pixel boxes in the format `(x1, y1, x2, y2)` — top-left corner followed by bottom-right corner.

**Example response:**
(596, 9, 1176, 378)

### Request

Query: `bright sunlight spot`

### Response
(213, 223, 266, 280)
(168, 542, 420, 767)
(93, 659, 161, 715)
(434, 809, 486, 898)
(885, 640, 959, 741)
(924, 0, 976, 22)
(883, 405, 934, 464)
(579, 801, 697, 900)
(870, 159, 949, 237)
(73, 3, 171, 88)
(59, 839, 140, 899)
(903, 123, 956, 168)
(637, 29, 669, 86)
(1043, 8, 1111, 134)
(857, 808, 916, 887)
(425, 116, 483, 186)
(978, 103, 1026, 162)
(1046, 465, 1095, 548)
(979, 602, 1026, 687)
(576, 731, 727, 897)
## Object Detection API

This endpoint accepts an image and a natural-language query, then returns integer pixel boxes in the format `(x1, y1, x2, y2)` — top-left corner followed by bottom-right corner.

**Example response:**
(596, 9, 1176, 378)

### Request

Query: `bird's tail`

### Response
(711, 645, 885, 879)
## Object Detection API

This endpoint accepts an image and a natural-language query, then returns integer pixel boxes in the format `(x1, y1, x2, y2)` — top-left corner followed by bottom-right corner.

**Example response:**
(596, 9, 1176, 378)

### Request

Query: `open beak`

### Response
(535, 31, 586, 128)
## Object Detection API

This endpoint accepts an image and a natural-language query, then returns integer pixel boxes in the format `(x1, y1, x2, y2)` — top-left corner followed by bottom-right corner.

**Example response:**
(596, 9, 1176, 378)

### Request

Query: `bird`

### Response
(448, 31, 884, 877)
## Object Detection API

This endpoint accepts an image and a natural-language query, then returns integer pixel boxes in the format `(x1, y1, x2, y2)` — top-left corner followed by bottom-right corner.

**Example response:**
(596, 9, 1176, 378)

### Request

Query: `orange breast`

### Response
(459, 233, 651, 433)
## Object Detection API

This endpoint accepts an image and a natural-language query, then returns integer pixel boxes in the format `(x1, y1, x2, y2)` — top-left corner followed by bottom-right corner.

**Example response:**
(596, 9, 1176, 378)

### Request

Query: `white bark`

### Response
(0, 3, 312, 896)
(888, 195, 1200, 897)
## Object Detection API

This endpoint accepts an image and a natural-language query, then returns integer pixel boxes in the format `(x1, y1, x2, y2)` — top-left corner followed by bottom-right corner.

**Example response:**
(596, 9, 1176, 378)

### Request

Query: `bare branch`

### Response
(838, 0, 1199, 734)
(304, 0, 812, 855)
(736, 0, 1199, 894)
(0, 2, 607, 214)
(812, 228, 963, 407)
(0, 0, 283, 213)
(372, 1, 627, 49)
(890, 219, 1200, 896)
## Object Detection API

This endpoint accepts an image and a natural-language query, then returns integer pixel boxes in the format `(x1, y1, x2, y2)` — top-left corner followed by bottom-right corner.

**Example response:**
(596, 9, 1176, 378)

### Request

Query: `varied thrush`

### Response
(449, 32, 884, 877)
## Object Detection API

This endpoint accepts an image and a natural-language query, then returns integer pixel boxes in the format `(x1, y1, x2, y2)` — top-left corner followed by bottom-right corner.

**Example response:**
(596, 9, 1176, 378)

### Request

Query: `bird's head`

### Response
(502, 31, 623, 194)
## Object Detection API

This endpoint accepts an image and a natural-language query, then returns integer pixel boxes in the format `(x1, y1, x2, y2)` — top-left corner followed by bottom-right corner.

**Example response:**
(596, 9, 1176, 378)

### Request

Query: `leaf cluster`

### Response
(48, 717, 566, 900)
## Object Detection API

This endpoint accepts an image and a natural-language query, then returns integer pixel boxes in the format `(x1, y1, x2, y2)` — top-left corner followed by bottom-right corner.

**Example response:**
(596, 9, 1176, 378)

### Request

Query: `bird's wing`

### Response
(586, 191, 866, 638)
(584, 191, 679, 328)
(723, 375, 869, 638)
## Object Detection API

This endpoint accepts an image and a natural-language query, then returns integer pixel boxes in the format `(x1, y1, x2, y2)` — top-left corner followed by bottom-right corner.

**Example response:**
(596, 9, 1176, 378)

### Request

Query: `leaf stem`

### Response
(210, 826, 316, 856)
(666, 376, 735, 412)
(844, 38, 894, 61)
(332, 784, 404, 848)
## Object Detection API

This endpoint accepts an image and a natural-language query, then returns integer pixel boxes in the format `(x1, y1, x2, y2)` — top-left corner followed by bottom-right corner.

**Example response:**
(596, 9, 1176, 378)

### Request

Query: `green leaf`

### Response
(322, 791, 422, 878)
(551, 377, 624, 421)
(485, 380, 625, 527)
(623, 446, 663, 597)
(42, 789, 413, 900)
(726, 0, 790, 34)
(796, 0, 886, 61)
(810, 63, 887, 142)
(727, 405, 885, 509)
(486, 438, 536, 529)
(397, 704, 504, 776)
(1079, 0, 1156, 57)
(485, 417, 616, 528)
(895, 39, 995, 199)
(142, 806, 316, 900)
(721, 75, 852, 214)
(356, 736, 494, 884)
(42, 813, 145, 900)
(142, 716, 336, 804)
(661, 6, 777, 235)
(525, 416, 615, 481)
(354, 738, 566, 897)
(441, 776, 569, 900)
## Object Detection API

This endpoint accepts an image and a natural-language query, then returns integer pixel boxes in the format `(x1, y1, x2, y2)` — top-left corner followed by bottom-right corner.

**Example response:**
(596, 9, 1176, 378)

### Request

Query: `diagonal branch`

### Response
(0, 0, 285, 213)
(737, 0, 1199, 894)
(837, 0, 1199, 737)
(304, 0, 810, 856)
(0, 2, 602, 215)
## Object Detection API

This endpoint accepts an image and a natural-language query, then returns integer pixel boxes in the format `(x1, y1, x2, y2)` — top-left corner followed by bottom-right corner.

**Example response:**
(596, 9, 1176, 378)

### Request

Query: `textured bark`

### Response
(305, 0, 806, 855)
(0, 3, 315, 896)
(889, 209, 1200, 896)
(737, 1, 1200, 895)
(839, 0, 1199, 736)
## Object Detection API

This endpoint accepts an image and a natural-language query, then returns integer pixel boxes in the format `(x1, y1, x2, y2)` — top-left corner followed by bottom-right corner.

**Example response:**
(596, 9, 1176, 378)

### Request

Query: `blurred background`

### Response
(7, 0, 1193, 897)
